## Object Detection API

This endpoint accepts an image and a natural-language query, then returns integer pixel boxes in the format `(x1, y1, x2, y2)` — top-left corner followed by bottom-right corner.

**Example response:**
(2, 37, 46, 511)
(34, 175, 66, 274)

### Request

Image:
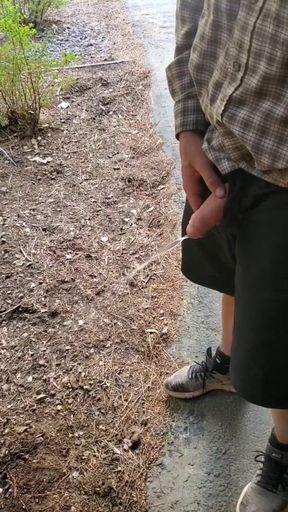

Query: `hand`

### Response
(179, 131, 227, 238)
(186, 183, 229, 238)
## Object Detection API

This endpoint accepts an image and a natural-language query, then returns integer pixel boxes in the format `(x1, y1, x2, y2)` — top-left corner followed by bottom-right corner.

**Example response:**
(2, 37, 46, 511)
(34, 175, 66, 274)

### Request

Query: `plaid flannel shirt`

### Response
(166, 0, 288, 187)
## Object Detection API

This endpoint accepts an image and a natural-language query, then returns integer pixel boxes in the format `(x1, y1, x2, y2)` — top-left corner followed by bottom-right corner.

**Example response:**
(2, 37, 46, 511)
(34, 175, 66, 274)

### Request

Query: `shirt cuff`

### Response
(174, 98, 210, 139)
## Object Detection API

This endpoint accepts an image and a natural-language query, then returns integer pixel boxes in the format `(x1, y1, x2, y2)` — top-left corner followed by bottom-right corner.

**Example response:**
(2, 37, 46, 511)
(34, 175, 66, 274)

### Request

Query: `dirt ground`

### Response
(0, 1, 182, 511)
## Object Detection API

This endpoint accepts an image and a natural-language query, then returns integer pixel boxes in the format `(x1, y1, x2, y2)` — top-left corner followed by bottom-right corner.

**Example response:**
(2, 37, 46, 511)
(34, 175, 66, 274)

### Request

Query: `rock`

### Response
(58, 101, 70, 110)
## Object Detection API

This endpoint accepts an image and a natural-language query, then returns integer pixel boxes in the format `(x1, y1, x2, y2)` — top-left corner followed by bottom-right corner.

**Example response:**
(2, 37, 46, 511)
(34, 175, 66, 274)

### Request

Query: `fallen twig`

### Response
(20, 247, 33, 263)
(0, 303, 21, 317)
(54, 59, 130, 71)
(0, 147, 17, 166)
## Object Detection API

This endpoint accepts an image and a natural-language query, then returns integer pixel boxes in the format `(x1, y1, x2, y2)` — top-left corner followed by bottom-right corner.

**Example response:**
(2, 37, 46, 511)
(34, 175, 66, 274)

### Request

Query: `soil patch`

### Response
(0, 1, 182, 511)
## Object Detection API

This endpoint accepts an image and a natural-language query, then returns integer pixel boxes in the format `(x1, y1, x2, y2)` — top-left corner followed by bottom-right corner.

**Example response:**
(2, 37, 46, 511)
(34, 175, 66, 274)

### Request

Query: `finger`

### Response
(182, 167, 204, 212)
(186, 186, 228, 238)
(197, 160, 226, 198)
(186, 187, 203, 212)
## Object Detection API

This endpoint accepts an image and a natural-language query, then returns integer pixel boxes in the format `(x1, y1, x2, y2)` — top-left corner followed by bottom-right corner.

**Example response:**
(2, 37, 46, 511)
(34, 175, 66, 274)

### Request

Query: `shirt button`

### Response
(233, 61, 241, 72)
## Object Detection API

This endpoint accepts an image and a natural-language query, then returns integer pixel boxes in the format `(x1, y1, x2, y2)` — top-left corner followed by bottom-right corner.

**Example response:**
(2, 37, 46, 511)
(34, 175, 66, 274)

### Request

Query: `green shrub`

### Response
(13, 0, 66, 27)
(0, 0, 74, 134)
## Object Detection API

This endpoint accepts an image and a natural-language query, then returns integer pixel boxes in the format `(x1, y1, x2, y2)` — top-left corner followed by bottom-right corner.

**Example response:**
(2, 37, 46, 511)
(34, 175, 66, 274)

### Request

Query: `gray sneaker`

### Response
(237, 442, 288, 512)
(164, 347, 235, 399)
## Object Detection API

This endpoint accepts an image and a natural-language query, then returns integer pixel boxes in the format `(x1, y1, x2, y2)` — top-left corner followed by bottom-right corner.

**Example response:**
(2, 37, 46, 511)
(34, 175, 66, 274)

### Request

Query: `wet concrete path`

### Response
(127, 1, 271, 510)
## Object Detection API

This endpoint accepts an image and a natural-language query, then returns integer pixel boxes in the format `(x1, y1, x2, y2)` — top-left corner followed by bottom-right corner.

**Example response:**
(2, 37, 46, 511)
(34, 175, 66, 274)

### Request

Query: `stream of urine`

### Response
(127, 235, 188, 279)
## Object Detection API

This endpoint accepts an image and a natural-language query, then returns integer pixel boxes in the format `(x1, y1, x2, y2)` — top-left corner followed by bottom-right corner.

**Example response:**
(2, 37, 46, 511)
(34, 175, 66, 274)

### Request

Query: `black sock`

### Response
(269, 430, 288, 453)
(213, 347, 231, 375)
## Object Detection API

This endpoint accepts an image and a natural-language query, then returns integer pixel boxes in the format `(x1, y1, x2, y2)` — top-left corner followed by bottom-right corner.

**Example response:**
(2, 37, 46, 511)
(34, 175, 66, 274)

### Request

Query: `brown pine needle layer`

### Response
(0, 1, 183, 511)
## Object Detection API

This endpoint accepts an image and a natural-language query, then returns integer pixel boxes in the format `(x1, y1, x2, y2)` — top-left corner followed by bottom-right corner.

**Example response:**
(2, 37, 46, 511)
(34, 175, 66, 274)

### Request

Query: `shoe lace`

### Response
(188, 359, 213, 391)
(254, 452, 288, 494)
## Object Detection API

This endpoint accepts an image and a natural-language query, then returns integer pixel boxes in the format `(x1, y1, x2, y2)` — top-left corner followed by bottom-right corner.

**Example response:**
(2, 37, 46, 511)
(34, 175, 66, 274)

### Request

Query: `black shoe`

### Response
(237, 441, 288, 511)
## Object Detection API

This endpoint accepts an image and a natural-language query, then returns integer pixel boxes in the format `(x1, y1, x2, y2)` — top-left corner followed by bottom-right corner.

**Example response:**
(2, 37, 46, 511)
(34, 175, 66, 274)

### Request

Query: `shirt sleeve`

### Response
(166, 0, 209, 138)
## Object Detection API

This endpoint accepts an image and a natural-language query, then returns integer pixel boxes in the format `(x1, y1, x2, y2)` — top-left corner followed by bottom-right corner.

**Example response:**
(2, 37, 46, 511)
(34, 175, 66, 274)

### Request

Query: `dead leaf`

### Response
(15, 425, 30, 434)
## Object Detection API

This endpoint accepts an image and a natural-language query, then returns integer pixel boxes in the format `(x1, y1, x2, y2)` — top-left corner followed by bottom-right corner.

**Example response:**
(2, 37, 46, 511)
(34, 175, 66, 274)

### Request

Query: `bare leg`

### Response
(220, 293, 235, 356)
(271, 409, 288, 444)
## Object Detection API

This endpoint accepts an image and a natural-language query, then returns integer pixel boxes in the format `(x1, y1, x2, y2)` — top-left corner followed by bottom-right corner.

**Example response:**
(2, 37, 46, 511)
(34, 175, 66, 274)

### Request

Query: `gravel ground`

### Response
(40, 21, 107, 60)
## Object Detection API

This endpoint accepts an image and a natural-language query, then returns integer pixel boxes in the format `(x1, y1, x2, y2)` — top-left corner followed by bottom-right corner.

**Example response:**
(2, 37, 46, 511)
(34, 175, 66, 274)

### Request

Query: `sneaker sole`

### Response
(236, 483, 288, 512)
(236, 482, 251, 512)
(164, 382, 236, 399)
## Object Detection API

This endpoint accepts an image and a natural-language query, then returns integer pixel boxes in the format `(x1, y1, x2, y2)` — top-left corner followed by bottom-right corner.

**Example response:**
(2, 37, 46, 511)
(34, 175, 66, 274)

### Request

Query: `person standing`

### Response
(165, 1, 288, 510)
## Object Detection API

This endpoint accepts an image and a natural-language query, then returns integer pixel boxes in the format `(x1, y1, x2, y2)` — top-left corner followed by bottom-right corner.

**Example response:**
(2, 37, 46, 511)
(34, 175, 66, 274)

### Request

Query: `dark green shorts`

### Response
(182, 169, 288, 409)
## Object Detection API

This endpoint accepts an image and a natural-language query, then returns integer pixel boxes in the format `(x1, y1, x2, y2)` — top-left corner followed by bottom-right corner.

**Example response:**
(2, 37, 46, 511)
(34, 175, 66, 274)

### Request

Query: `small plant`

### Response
(13, 0, 66, 27)
(0, 0, 74, 134)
